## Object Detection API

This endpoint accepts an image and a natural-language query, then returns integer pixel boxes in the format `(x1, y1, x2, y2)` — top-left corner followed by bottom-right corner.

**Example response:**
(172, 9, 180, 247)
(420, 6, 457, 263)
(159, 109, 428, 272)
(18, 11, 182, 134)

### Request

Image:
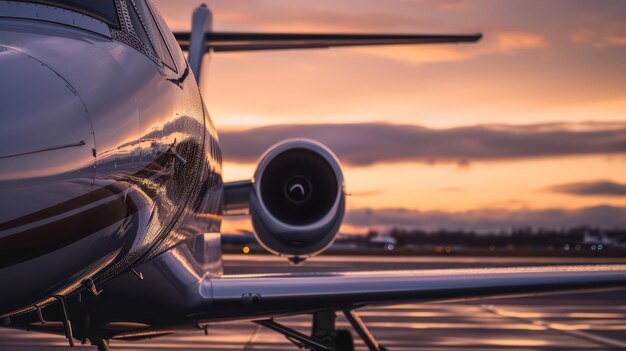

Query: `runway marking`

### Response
(3, 255, 626, 351)
(483, 305, 626, 349)
(0, 302, 620, 350)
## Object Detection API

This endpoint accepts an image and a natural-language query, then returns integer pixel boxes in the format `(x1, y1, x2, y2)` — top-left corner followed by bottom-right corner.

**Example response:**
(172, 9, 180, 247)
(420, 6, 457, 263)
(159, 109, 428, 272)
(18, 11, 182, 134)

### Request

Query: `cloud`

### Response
(350, 31, 547, 65)
(219, 121, 626, 166)
(159, 2, 431, 32)
(251, 10, 429, 32)
(494, 32, 548, 52)
(548, 180, 626, 197)
(222, 205, 626, 234)
(435, 1, 472, 12)
(350, 45, 477, 65)
(345, 205, 626, 232)
(571, 22, 626, 48)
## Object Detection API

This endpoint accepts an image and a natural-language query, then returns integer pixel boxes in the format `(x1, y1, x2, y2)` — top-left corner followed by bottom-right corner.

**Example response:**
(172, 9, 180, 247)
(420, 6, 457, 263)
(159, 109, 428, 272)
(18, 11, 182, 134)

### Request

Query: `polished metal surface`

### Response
(249, 139, 346, 259)
(16, 240, 622, 341)
(1, 2, 625, 350)
(2, 256, 626, 351)
(199, 265, 626, 323)
(222, 180, 252, 215)
(0, 1, 112, 37)
(0, 1, 222, 319)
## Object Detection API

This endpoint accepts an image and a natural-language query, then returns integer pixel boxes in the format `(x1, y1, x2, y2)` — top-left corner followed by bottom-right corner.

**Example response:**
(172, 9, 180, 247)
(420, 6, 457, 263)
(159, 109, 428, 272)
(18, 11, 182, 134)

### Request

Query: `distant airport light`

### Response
(242, 246, 251, 254)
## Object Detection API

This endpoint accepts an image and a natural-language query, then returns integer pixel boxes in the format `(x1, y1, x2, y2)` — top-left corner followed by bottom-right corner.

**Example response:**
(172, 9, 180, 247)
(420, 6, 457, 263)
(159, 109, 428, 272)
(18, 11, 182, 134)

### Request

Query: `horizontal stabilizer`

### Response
(174, 32, 482, 52)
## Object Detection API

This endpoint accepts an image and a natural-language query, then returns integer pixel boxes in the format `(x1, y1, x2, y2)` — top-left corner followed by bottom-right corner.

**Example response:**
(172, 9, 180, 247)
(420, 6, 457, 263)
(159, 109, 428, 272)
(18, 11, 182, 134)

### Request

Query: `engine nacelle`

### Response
(249, 139, 345, 263)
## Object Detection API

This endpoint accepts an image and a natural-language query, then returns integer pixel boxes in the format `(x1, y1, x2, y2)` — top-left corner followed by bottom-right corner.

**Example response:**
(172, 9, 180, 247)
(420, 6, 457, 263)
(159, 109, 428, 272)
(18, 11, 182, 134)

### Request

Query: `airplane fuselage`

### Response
(0, 4, 222, 317)
(2, 3, 626, 351)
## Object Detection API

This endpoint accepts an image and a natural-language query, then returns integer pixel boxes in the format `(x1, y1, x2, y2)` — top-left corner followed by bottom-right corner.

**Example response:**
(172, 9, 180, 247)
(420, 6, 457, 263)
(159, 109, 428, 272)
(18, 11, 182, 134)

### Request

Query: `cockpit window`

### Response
(131, 0, 177, 72)
(18, 0, 120, 28)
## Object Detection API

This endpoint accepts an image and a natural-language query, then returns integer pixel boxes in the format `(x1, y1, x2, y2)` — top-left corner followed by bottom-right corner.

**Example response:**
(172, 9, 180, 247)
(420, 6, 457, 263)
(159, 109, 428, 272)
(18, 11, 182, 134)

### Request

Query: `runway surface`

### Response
(1, 254, 626, 350)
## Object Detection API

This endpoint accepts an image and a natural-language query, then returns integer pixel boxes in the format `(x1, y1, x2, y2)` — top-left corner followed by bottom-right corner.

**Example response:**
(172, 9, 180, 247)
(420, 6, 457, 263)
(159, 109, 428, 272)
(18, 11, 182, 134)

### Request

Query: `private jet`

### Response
(1, 1, 625, 350)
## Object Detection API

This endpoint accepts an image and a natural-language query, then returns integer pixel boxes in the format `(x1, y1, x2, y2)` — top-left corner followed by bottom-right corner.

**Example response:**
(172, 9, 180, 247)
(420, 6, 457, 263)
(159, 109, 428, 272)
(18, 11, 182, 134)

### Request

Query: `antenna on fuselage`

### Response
(188, 4, 212, 82)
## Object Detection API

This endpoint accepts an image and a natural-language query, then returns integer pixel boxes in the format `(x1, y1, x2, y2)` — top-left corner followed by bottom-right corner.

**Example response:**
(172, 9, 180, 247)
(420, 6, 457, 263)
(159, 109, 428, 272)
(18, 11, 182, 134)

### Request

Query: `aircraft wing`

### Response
(13, 249, 626, 347)
(173, 32, 482, 52)
(194, 265, 626, 321)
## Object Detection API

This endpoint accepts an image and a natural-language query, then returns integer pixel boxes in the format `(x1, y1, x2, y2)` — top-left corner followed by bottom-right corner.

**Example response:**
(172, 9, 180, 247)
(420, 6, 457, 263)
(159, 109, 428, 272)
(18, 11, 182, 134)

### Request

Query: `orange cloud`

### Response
(571, 22, 626, 48)
(350, 45, 475, 65)
(437, 2, 472, 12)
(218, 7, 428, 33)
(349, 31, 547, 65)
(407, 0, 472, 12)
(605, 36, 626, 46)
(494, 32, 548, 52)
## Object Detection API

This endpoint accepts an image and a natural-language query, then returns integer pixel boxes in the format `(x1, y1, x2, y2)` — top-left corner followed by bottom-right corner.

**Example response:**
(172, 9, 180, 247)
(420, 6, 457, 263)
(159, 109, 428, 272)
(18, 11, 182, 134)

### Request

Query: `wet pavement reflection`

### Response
(1, 254, 625, 350)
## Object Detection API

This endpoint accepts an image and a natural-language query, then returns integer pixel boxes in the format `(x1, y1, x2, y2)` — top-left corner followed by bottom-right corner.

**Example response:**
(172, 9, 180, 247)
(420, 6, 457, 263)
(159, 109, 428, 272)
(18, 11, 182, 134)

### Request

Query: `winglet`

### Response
(188, 4, 213, 82)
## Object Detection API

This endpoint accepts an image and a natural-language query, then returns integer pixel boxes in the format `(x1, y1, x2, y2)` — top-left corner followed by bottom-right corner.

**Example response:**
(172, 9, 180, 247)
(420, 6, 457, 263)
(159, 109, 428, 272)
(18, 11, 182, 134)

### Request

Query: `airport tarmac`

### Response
(1, 254, 626, 351)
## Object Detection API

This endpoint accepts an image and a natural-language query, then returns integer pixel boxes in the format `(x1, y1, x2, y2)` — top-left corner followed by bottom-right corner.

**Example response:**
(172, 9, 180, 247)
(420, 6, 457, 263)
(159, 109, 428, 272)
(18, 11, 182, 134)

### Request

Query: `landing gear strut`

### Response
(343, 310, 387, 351)
(255, 309, 386, 351)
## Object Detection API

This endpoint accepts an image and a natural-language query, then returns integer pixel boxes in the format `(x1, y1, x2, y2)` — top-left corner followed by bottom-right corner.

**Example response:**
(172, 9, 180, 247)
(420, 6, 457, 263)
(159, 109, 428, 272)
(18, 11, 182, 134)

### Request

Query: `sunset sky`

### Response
(154, 0, 626, 233)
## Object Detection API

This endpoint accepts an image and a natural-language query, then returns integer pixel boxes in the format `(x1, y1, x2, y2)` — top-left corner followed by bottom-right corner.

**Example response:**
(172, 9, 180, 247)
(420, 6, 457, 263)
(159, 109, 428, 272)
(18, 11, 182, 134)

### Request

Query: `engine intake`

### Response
(242, 139, 345, 263)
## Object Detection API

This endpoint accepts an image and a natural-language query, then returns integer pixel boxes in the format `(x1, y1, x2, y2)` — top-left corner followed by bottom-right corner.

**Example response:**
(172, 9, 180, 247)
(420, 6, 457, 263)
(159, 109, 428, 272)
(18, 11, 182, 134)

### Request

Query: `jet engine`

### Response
(223, 139, 345, 263)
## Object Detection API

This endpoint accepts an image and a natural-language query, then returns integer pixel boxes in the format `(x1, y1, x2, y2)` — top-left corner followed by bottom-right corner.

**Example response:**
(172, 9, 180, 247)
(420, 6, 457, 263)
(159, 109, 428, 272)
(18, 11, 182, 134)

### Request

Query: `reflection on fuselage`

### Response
(0, 16, 222, 317)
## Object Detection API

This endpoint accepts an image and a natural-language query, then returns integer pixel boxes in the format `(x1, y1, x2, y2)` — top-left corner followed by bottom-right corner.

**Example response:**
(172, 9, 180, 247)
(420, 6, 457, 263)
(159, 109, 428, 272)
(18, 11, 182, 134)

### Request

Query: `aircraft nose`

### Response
(0, 46, 95, 224)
